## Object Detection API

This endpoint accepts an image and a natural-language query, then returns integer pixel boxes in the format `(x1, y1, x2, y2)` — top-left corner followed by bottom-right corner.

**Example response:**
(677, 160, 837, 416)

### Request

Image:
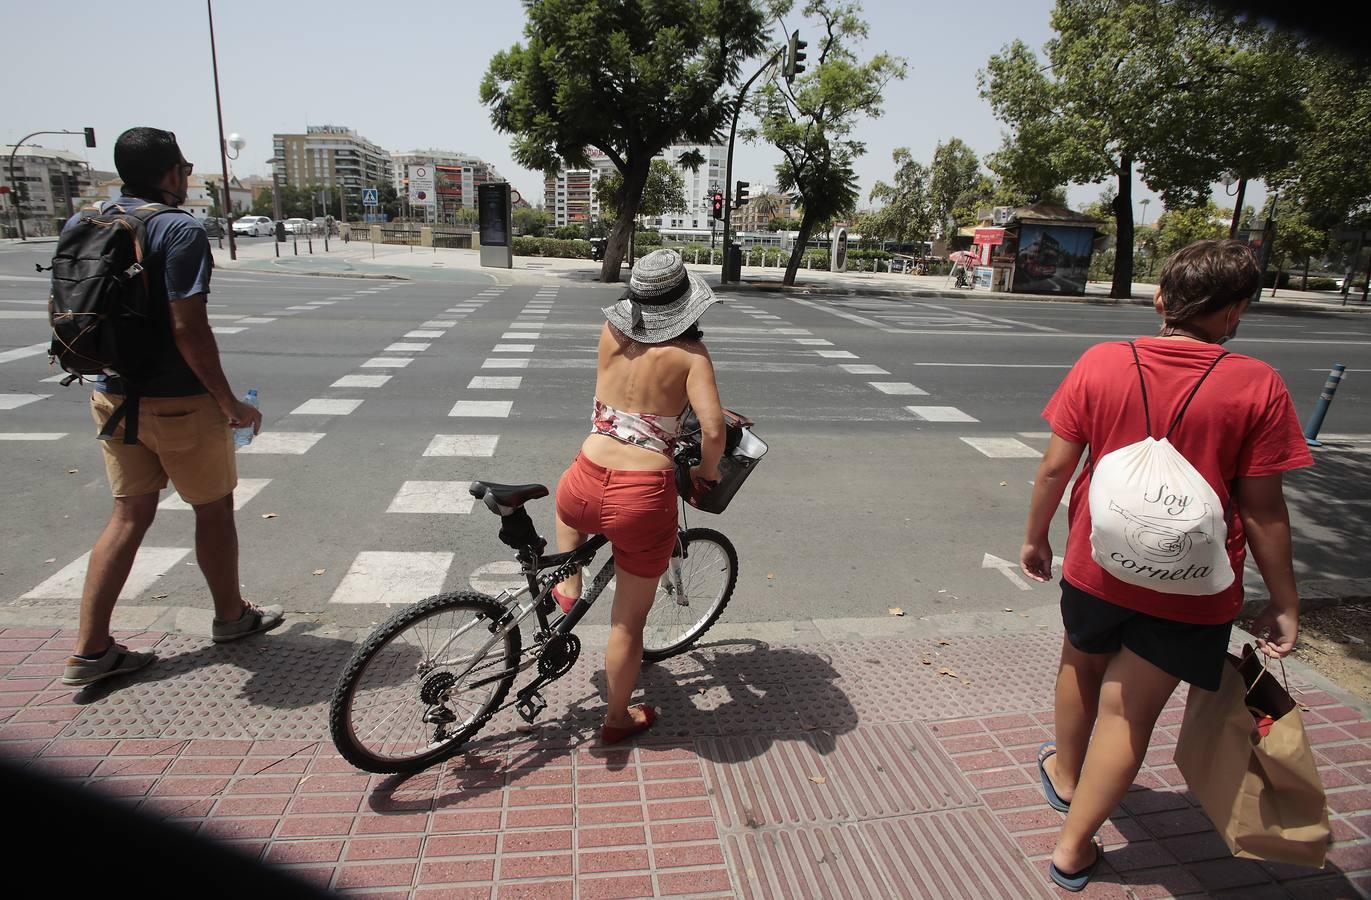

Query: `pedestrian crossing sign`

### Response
(362, 188, 379, 206)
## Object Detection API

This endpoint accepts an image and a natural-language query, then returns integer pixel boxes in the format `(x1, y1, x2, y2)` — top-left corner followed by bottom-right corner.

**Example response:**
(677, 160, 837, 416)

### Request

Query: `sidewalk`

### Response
(3, 620, 1368, 898)
(212, 239, 1371, 314)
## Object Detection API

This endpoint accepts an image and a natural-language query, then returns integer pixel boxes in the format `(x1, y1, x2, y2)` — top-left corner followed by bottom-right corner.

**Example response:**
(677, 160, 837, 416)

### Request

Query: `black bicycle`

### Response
(329, 479, 738, 774)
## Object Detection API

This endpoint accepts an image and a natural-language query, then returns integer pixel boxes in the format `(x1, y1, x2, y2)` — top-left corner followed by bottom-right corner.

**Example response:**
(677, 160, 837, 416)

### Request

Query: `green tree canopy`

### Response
(595, 158, 688, 220)
(928, 138, 982, 239)
(513, 206, 549, 236)
(481, 0, 768, 281)
(750, 0, 906, 284)
(866, 147, 932, 245)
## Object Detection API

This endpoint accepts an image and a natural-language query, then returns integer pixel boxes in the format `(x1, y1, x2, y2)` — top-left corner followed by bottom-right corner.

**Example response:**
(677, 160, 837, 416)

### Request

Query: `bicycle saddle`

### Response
(469, 481, 549, 509)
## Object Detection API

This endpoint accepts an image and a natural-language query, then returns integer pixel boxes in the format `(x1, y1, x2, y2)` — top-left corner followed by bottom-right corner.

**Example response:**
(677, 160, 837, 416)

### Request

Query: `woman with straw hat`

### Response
(553, 249, 727, 743)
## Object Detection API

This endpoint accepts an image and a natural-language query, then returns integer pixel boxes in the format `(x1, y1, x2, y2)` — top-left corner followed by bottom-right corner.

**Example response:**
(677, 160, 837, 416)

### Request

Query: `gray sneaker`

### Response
(62, 643, 157, 686)
(212, 602, 285, 643)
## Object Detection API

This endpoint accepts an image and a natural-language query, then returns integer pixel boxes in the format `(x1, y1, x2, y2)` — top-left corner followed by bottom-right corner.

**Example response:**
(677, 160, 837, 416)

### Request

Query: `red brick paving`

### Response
(1, 626, 1368, 898)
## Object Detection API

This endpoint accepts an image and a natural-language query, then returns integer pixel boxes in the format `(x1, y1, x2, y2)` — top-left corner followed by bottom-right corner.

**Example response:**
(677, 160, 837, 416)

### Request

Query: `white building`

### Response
(543, 150, 617, 227)
(1, 145, 94, 235)
(391, 149, 504, 218)
(271, 125, 393, 215)
(643, 142, 727, 240)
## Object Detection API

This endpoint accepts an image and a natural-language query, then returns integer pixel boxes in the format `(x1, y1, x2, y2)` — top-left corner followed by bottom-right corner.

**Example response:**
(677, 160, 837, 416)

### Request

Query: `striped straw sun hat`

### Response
(602, 249, 718, 343)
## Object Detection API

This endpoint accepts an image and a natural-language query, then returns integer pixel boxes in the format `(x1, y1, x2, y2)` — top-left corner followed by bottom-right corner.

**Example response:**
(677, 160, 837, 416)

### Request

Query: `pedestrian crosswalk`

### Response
(1, 279, 1073, 611)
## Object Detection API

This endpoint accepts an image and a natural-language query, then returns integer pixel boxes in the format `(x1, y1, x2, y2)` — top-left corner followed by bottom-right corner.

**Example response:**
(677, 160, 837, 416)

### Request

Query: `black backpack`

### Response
(48, 202, 185, 444)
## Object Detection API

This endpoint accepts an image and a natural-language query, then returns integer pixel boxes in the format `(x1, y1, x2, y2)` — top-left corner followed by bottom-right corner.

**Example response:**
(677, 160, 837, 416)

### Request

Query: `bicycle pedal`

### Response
(515, 690, 547, 723)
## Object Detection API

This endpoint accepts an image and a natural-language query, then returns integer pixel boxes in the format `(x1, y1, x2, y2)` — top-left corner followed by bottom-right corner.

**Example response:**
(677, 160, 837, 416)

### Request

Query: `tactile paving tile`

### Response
(857, 809, 1056, 899)
(726, 824, 889, 900)
(878, 632, 1062, 717)
(60, 629, 357, 740)
(699, 733, 853, 829)
(823, 722, 979, 818)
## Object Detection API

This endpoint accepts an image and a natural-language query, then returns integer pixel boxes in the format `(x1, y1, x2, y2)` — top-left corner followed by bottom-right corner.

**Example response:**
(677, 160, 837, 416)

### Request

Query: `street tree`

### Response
(982, 1, 1304, 298)
(481, 0, 768, 282)
(866, 147, 932, 247)
(595, 158, 688, 221)
(928, 138, 982, 239)
(1154, 201, 1228, 257)
(750, 1, 906, 285)
(513, 206, 549, 236)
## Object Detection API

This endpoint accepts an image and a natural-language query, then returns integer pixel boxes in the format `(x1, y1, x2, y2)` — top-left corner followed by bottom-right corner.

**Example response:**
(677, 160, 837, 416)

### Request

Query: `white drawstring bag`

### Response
(1088, 343, 1234, 596)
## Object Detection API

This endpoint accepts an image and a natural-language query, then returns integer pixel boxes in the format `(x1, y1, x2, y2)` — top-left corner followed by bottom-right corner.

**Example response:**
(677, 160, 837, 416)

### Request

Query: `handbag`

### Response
(673, 407, 768, 514)
(1174, 644, 1330, 867)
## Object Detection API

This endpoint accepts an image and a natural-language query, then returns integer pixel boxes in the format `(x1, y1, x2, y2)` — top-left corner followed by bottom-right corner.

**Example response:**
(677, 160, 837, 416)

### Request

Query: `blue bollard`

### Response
(1304, 364, 1347, 447)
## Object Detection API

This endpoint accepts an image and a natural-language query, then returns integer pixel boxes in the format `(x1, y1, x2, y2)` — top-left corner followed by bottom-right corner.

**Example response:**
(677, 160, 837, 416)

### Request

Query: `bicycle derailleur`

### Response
(418, 670, 461, 741)
(515, 632, 581, 723)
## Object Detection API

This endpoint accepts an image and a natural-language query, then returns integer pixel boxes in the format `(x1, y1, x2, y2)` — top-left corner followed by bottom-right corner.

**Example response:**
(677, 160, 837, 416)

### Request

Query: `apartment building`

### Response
(392, 150, 503, 218)
(543, 150, 616, 227)
(1, 145, 94, 232)
(271, 125, 392, 215)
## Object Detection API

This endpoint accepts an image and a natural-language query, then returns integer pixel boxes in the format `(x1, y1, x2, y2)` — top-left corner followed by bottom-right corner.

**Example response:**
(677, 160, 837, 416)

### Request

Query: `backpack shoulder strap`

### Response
(1164, 350, 1229, 439)
(1127, 340, 1154, 439)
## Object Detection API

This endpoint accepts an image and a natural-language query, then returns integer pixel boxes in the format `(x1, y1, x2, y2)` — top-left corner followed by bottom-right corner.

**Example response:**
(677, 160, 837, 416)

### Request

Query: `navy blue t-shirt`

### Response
(62, 196, 212, 397)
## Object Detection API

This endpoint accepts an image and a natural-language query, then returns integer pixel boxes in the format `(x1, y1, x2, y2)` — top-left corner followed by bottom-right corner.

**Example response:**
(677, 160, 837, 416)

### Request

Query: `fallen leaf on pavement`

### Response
(999, 481, 1007, 487)
(888, 607, 904, 617)
(67, 469, 79, 474)
(920, 657, 932, 666)
(808, 775, 827, 785)
(937, 639, 951, 646)
(261, 513, 278, 519)
(1004, 608, 1013, 612)
(766, 573, 774, 580)
(937, 667, 959, 678)
(152, 594, 168, 600)
(44, 558, 56, 564)
(312, 569, 325, 576)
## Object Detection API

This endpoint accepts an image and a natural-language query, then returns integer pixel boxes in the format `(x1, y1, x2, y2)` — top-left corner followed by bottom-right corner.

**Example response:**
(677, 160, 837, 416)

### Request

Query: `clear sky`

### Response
(3, 0, 1261, 222)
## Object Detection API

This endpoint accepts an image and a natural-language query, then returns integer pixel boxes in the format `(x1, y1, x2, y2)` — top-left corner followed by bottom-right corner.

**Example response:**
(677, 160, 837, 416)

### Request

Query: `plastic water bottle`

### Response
(233, 389, 259, 448)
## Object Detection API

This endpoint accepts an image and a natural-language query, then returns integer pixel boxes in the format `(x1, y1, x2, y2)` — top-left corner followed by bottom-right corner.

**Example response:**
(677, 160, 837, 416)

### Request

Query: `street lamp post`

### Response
(6, 128, 96, 240)
(1220, 170, 1246, 240)
(720, 46, 784, 283)
(207, 0, 238, 261)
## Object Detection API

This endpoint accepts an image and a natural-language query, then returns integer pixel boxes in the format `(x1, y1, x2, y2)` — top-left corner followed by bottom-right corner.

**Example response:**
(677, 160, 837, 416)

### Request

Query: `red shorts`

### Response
(555, 453, 678, 578)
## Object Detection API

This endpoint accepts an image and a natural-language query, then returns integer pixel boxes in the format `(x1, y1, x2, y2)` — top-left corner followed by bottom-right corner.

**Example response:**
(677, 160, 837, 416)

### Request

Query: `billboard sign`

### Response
(1014, 224, 1093, 296)
(973, 227, 1005, 246)
(407, 165, 434, 205)
(831, 226, 849, 273)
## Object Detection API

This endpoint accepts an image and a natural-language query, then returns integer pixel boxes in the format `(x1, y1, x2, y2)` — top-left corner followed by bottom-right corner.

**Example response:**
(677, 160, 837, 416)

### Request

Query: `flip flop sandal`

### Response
(600, 704, 657, 744)
(1038, 742, 1071, 813)
(1049, 840, 1103, 893)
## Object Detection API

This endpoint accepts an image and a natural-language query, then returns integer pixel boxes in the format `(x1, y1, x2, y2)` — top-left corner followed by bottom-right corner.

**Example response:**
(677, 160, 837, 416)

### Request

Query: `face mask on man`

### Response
(1216, 306, 1240, 345)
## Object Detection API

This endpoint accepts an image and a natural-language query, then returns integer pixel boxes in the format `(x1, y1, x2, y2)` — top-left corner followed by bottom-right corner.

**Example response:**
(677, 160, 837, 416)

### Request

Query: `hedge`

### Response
(512, 236, 592, 259)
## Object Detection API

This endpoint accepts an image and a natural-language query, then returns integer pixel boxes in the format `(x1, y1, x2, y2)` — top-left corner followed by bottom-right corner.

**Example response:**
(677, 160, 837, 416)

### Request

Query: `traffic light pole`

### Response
(7, 129, 94, 241)
(720, 47, 783, 284)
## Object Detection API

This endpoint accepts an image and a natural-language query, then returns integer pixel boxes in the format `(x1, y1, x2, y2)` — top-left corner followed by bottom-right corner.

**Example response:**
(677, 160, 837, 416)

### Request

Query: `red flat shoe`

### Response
(601, 704, 657, 744)
(551, 587, 577, 614)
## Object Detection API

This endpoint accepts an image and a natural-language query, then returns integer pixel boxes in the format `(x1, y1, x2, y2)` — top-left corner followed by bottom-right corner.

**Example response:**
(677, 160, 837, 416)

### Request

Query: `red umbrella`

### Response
(948, 250, 978, 266)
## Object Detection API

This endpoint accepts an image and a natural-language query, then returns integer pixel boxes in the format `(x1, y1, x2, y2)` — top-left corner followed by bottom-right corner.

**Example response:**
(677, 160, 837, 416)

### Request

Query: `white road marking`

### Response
(40, 374, 68, 383)
(906, 406, 979, 423)
(23, 546, 191, 600)
(290, 398, 363, 416)
(405, 330, 445, 339)
(814, 350, 859, 359)
(424, 434, 499, 457)
(0, 343, 51, 365)
(361, 357, 413, 368)
(0, 393, 49, 410)
(236, 432, 326, 454)
(961, 437, 1043, 458)
(0, 432, 66, 440)
(159, 478, 271, 511)
(384, 342, 431, 353)
(211, 326, 246, 335)
(449, 400, 513, 417)
(307, 300, 337, 306)
(329, 551, 454, 605)
(913, 302, 1061, 333)
(0, 311, 47, 319)
(773, 328, 812, 335)
(483, 358, 529, 369)
(753, 315, 782, 320)
(1018, 432, 1052, 439)
(467, 376, 522, 389)
(332, 374, 391, 388)
(386, 481, 475, 514)
(493, 344, 535, 353)
(868, 382, 928, 396)
(840, 364, 890, 375)
(470, 560, 527, 595)
(982, 552, 1034, 591)
(502, 332, 540, 340)
(207, 314, 244, 320)
(794, 338, 833, 346)
(286, 306, 316, 311)
(423, 320, 458, 328)
(912, 362, 1071, 369)
(237, 317, 277, 325)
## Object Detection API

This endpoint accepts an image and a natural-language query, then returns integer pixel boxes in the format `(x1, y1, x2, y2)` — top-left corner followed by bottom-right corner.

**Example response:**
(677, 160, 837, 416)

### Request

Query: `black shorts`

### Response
(1061, 578, 1234, 691)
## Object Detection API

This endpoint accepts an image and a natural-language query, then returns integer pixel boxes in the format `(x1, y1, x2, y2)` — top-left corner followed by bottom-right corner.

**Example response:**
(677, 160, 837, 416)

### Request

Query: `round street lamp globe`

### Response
(227, 133, 246, 152)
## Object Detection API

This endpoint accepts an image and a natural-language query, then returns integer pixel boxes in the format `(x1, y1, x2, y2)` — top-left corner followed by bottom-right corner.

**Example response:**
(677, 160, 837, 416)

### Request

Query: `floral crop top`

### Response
(591, 397, 686, 458)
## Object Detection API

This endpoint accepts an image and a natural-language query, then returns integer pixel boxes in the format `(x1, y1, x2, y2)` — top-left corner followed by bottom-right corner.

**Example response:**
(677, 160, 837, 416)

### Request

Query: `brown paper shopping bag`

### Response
(1174, 645, 1330, 868)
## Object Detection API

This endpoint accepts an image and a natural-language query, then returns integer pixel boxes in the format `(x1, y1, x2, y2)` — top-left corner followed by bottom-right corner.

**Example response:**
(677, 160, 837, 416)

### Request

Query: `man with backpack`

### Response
(52, 127, 283, 687)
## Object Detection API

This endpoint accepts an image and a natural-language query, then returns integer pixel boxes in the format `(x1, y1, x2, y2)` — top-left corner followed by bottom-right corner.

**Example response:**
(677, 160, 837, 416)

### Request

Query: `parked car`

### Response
(203, 217, 225, 238)
(232, 215, 274, 237)
(283, 217, 310, 235)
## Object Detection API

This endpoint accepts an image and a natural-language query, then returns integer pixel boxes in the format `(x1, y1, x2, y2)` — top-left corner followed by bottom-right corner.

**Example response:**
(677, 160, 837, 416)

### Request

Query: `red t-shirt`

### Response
(1044, 337, 1313, 624)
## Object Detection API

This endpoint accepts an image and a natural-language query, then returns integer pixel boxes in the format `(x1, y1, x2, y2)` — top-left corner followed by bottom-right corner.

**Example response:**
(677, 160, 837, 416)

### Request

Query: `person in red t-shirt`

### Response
(1019, 240, 1312, 892)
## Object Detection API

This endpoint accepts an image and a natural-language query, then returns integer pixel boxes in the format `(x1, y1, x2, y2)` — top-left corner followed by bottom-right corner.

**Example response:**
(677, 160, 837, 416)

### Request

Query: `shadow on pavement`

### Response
(1283, 447, 1371, 585)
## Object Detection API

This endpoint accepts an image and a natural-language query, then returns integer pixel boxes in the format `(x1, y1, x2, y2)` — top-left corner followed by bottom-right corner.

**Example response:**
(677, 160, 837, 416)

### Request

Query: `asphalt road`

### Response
(2, 237, 1368, 635)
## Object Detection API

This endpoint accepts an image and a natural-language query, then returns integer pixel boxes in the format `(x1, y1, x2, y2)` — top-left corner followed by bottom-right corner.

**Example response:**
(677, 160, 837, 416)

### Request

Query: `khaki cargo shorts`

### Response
(91, 392, 237, 506)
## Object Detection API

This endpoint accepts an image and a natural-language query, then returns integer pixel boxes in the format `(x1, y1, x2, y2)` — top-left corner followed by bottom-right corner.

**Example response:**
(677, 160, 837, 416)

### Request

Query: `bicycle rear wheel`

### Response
(329, 592, 520, 774)
(642, 528, 737, 662)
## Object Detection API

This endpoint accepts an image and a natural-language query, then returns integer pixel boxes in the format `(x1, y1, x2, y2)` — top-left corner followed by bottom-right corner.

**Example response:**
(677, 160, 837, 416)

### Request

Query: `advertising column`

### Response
(478, 182, 513, 269)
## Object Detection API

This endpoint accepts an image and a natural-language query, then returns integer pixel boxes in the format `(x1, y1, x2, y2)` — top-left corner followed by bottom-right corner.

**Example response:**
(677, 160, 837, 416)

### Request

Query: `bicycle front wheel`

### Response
(642, 528, 738, 662)
(329, 592, 520, 774)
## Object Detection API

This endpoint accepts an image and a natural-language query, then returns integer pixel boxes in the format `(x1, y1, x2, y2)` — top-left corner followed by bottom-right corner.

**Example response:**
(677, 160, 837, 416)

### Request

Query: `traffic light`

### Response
(785, 31, 807, 83)
(735, 181, 750, 208)
(711, 191, 724, 220)
(83, 127, 96, 148)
